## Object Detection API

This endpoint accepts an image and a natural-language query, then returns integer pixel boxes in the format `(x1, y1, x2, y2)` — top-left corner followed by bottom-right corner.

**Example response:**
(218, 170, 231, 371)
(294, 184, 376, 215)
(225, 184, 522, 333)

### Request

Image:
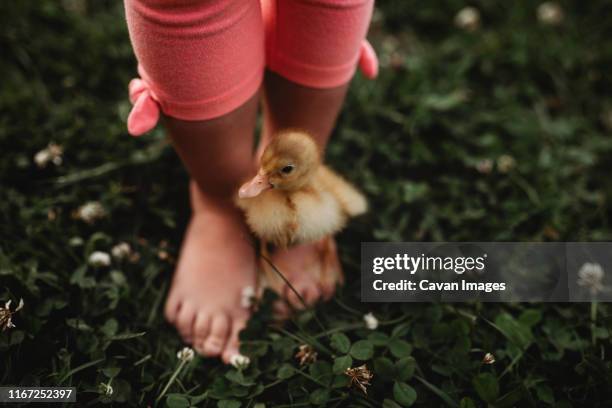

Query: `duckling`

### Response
(235, 130, 367, 291)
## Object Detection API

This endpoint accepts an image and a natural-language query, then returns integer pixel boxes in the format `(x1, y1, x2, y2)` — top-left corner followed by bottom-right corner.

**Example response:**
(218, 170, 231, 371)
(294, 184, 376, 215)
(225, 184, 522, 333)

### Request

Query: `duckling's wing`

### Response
(317, 166, 368, 217)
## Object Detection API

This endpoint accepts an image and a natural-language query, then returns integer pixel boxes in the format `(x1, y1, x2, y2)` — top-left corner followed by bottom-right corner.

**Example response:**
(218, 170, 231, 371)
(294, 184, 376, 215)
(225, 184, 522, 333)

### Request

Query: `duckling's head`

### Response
(239, 130, 320, 198)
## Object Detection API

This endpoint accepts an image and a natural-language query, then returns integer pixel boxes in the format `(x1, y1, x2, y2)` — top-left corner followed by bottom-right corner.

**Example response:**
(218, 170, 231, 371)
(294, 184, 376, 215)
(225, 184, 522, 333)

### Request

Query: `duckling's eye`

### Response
(280, 164, 294, 174)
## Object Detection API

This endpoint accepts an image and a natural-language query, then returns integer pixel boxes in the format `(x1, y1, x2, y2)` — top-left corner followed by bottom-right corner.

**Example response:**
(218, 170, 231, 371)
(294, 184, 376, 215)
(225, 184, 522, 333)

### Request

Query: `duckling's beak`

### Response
(238, 172, 271, 198)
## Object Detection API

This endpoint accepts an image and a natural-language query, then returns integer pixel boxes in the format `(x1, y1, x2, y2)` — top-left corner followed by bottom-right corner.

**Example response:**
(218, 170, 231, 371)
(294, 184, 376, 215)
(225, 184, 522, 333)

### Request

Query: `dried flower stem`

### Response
(156, 358, 189, 402)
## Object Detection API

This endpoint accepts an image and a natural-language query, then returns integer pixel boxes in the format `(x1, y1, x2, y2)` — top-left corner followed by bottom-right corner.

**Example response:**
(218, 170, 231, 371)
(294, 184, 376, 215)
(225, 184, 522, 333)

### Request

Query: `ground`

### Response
(1, 0, 612, 407)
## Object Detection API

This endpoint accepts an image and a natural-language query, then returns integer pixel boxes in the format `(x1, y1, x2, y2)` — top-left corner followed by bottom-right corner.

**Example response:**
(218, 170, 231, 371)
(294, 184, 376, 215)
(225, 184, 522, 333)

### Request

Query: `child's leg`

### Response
(261, 72, 349, 149)
(164, 100, 259, 362)
(258, 0, 374, 308)
(124, 0, 263, 362)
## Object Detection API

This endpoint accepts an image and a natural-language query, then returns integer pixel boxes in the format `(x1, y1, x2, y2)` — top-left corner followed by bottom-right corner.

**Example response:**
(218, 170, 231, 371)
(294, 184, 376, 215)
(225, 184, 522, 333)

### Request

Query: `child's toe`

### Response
(285, 283, 319, 309)
(302, 285, 320, 304)
(176, 303, 196, 343)
(221, 317, 247, 364)
(202, 314, 230, 356)
(164, 295, 180, 324)
(319, 282, 335, 301)
(285, 286, 305, 309)
(193, 312, 211, 354)
(273, 300, 291, 320)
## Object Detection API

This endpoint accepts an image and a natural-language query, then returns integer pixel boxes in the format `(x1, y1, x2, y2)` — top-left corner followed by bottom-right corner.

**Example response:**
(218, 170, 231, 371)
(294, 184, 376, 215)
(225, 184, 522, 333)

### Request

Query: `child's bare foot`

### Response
(270, 237, 341, 310)
(164, 182, 256, 363)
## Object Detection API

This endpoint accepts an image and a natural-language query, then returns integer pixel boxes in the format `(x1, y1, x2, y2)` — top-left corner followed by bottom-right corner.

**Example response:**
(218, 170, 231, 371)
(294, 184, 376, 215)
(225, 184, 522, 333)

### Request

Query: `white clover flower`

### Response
(497, 154, 516, 173)
(34, 142, 63, 168)
(455, 7, 480, 32)
(88, 251, 111, 267)
(99, 383, 113, 396)
(76, 201, 106, 224)
(482, 352, 496, 365)
(476, 158, 493, 174)
(34, 150, 51, 168)
(69, 237, 84, 247)
(230, 354, 251, 369)
(177, 347, 195, 362)
(240, 286, 256, 309)
(47, 208, 58, 221)
(577, 262, 605, 294)
(537, 2, 564, 26)
(111, 242, 132, 260)
(157, 249, 171, 262)
(363, 312, 379, 330)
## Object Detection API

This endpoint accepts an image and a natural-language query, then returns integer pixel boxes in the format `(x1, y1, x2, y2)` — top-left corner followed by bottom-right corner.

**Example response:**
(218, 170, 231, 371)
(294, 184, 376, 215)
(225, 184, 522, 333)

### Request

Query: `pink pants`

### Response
(124, 0, 376, 136)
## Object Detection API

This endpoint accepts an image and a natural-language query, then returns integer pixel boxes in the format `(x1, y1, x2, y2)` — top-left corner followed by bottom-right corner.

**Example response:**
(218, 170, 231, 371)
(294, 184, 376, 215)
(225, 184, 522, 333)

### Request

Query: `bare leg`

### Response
(257, 71, 349, 154)
(164, 92, 259, 363)
(257, 71, 349, 308)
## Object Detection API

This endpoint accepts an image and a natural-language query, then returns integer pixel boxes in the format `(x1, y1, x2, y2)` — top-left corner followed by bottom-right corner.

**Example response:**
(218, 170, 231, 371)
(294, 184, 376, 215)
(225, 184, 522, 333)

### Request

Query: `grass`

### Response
(2, 0, 612, 406)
